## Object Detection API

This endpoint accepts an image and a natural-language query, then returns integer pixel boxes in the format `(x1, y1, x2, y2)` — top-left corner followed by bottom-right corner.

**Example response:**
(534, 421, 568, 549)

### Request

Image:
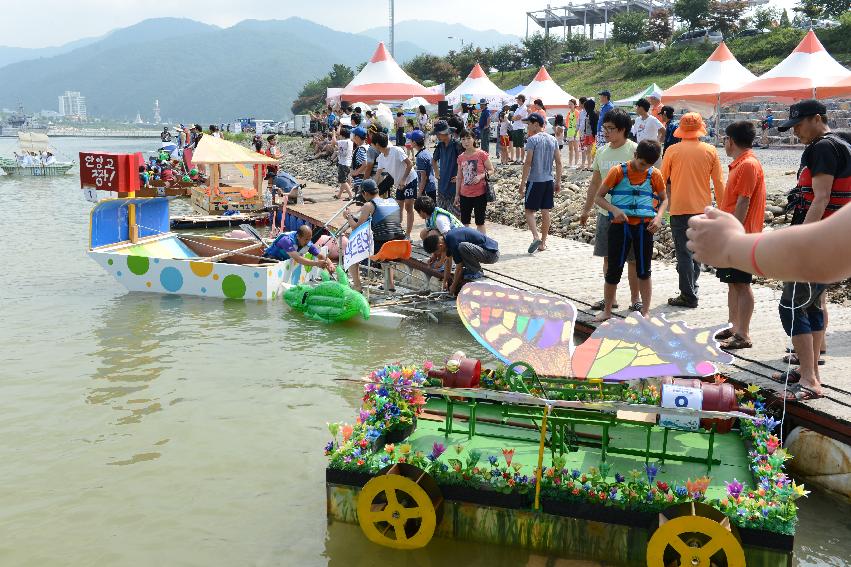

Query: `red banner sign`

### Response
(79, 152, 140, 193)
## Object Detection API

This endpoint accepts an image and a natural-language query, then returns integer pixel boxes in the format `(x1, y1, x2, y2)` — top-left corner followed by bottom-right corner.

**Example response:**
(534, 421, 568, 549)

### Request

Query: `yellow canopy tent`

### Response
(191, 135, 279, 196)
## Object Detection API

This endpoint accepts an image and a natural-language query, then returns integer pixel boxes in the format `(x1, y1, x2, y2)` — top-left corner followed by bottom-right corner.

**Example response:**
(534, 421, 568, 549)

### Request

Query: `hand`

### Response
(686, 207, 746, 266)
(454, 198, 460, 208)
(518, 182, 526, 196)
(648, 215, 663, 234)
(473, 173, 485, 184)
(324, 259, 335, 272)
(442, 278, 450, 291)
(554, 180, 561, 194)
(612, 208, 628, 223)
(579, 210, 589, 225)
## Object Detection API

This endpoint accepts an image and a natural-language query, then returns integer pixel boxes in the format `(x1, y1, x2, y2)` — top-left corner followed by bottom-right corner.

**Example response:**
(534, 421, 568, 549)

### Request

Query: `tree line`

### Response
(292, 0, 848, 115)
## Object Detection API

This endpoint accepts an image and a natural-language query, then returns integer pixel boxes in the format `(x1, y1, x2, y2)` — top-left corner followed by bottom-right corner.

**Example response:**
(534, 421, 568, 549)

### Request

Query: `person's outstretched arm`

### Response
(686, 205, 851, 283)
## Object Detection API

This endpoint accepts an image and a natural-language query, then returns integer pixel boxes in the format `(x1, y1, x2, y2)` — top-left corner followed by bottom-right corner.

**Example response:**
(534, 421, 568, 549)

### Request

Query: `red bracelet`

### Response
(750, 234, 766, 277)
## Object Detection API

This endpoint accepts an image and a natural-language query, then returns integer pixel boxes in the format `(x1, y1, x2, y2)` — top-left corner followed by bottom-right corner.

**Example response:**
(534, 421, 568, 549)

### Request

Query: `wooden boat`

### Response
(188, 135, 276, 215)
(0, 133, 74, 176)
(170, 212, 267, 230)
(88, 197, 405, 327)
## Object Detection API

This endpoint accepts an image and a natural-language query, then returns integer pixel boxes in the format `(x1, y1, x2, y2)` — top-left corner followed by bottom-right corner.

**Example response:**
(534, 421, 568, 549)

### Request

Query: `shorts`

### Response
(396, 127, 405, 146)
(594, 213, 636, 260)
(337, 164, 350, 183)
(580, 135, 595, 149)
(500, 135, 510, 147)
(395, 179, 417, 200)
(779, 282, 826, 336)
(605, 221, 653, 284)
(524, 180, 554, 211)
(716, 267, 753, 284)
(510, 129, 526, 148)
(460, 193, 488, 226)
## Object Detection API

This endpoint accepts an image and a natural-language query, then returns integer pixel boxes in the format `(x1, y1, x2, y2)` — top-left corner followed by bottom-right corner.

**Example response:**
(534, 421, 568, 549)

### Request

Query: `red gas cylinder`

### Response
(427, 358, 482, 388)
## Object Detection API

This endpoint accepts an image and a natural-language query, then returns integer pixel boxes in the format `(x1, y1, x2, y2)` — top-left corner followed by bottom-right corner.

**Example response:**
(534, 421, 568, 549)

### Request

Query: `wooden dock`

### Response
(288, 184, 851, 445)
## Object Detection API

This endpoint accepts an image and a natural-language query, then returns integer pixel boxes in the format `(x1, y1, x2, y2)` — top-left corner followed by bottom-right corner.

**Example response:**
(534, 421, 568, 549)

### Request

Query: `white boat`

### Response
(0, 132, 74, 176)
(88, 197, 405, 328)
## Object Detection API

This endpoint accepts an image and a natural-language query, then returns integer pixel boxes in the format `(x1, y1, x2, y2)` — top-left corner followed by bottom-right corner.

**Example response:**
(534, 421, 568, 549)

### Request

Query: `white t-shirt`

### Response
(434, 215, 452, 234)
(499, 118, 510, 136)
(377, 145, 417, 186)
(337, 139, 353, 166)
(631, 114, 664, 143)
(512, 104, 528, 130)
(340, 114, 352, 127)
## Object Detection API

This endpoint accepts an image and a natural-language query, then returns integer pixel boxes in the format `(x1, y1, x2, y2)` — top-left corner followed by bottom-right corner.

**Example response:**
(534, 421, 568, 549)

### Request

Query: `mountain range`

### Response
(0, 17, 518, 122)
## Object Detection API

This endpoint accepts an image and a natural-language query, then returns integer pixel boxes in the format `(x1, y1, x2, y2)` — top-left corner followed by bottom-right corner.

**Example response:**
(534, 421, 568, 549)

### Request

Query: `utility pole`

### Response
(389, 0, 395, 57)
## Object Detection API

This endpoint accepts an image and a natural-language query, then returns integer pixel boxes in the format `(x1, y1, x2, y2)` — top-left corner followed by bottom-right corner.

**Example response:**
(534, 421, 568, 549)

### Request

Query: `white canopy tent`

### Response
(613, 84, 664, 107)
(518, 67, 575, 110)
(339, 42, 442, 104)
(446, 63, 511, 107)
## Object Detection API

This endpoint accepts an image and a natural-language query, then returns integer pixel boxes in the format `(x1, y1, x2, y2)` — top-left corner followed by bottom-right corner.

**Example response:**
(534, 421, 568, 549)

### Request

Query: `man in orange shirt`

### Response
(594, 140, 668, 321)
(660, 112, 725, 308)
(714, 121, 765, 350)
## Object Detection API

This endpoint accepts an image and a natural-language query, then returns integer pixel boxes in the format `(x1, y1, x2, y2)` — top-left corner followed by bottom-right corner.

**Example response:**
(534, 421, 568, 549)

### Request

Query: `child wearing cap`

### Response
(334, 127, 354, 200)
(408, 130, 436, 200)
(594, 140, 668, 321)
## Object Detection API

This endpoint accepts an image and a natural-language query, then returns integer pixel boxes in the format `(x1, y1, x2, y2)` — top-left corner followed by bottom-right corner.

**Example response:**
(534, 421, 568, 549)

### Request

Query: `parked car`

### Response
(632, 41, 663, 54)
(672, 28, 723, 46)
(733, 28, 767, 39)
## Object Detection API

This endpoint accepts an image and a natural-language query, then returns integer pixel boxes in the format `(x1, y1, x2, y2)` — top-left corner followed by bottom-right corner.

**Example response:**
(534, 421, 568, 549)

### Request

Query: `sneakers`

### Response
(667, 295, 698, 308)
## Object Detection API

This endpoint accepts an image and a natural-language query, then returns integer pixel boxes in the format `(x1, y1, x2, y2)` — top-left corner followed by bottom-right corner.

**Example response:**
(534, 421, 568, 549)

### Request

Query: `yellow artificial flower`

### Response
(746, 384, 761, 395)
(399, 443, 412, 455)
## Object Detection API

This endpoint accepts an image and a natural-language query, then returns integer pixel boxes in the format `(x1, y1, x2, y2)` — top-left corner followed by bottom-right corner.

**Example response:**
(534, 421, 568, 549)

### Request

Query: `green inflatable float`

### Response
(284, 266, 370, 323)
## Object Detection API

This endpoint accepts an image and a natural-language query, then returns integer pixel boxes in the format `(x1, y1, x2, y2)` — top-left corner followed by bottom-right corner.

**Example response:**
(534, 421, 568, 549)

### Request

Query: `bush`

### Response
(626, 43, 713, 77)
(726, 27, 805, 65)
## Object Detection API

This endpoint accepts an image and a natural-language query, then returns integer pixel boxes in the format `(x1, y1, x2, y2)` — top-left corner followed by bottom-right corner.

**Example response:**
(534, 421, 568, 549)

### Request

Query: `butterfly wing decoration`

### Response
(570, 313, 734, 381)
(456, 282, 576, 376)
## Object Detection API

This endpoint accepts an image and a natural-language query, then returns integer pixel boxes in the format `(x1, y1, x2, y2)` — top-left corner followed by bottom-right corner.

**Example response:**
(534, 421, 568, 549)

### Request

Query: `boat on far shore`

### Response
(0, 132, 74, 176)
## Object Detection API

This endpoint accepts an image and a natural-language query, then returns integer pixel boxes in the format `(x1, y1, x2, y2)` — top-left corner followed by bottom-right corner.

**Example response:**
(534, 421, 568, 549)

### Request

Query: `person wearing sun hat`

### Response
(660, 111, 725, 309)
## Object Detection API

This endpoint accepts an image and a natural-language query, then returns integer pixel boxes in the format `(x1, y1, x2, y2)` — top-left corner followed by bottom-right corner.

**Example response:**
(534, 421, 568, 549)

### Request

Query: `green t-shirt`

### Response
(592, 139, 638, 214)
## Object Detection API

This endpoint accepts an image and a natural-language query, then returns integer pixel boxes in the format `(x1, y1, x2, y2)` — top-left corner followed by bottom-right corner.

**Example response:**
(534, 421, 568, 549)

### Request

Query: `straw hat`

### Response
(673, 112, 707, 139)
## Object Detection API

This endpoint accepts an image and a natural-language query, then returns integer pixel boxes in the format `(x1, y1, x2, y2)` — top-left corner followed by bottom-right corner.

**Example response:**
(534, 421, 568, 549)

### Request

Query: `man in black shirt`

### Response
(772, 100, 851, 399)
(160, 127, 172, 143)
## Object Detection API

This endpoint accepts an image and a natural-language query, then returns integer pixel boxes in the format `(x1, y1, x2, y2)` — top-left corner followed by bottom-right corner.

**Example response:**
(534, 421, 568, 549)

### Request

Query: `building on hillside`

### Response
(58, 90, 87, 120)
(526, 0, 768, 42)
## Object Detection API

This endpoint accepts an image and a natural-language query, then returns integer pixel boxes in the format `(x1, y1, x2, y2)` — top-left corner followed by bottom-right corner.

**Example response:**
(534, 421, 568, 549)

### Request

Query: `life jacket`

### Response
(566, 110, 578, 136)
(370, 197, 405, 242)
(793, 133, 851, 220)
(609, 163, 658, 219)
(427, 207, 462, 233)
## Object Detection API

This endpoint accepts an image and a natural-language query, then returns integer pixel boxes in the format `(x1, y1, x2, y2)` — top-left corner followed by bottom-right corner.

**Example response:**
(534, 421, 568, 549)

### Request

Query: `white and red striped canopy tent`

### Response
(339, 42, 443, 104)
(662, 42, 756, 116)
(821, 76, 851, 100)
(446, 63, 510, 106)
(518, 67, 575, 111)
(723, 31, 851, 105)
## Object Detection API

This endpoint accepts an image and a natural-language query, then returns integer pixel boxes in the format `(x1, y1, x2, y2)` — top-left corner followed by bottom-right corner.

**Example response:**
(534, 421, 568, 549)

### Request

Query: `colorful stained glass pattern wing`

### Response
(457, 283, 576, 376)
(571, 314, 734, 381)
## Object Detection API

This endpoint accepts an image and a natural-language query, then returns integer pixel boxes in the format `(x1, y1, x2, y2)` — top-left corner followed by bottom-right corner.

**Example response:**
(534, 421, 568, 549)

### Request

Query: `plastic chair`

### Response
(369, 240, 412, 292)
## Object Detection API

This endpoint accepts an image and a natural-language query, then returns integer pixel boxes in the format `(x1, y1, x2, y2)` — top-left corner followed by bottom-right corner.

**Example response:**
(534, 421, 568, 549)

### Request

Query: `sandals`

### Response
(785, 347, 827, 355)
(628, 302, 643, 313)
(769, 369, 801, 385)
(715, 328, 735, 341)
(667, 295, 698, 308)
(783, 383, 823, 401)
(590, 299, 618, 311)
(528, 239, 542, 254)
(783, 354, 825, 366)
(721, 334, 752, 350)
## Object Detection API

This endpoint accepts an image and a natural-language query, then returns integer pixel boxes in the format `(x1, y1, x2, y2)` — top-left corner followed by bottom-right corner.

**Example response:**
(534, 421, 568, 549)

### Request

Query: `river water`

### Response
(1, 138, 849, 567)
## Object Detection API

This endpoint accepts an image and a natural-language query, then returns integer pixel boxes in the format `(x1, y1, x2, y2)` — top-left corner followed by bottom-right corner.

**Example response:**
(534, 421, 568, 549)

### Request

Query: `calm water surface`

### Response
(1, 138, 848, 566)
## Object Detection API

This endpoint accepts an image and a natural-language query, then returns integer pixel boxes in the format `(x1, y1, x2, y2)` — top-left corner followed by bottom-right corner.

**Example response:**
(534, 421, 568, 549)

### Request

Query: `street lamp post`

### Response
(447, 36, 464, 49)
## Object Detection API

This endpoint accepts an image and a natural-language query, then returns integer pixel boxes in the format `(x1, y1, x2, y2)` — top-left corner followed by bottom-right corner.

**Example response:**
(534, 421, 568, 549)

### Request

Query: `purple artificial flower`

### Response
(726, 478, 744, 499)
(763, 416, 779, 432)
(429, 442, 446, 460)
(645, 462, 659, 484)
(615, 472, 625, 483)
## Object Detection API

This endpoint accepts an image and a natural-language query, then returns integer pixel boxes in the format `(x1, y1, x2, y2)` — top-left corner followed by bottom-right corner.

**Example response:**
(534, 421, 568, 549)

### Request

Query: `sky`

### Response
(3, 0, 802, 49)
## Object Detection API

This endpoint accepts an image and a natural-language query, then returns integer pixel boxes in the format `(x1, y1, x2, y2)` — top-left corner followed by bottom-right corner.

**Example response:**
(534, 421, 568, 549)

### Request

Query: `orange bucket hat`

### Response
(673, 112, 708, 139)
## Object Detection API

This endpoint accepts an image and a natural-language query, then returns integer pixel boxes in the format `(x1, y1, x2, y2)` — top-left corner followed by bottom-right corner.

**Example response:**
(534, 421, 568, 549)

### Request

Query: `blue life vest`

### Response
(264, 231, 299, 260)
(427, 207, 462, 233)
(610, 163, 658, 219)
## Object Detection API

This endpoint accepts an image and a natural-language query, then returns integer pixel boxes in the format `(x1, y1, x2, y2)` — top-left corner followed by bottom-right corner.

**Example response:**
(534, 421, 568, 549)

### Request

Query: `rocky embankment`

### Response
(278, 138, 850, 304)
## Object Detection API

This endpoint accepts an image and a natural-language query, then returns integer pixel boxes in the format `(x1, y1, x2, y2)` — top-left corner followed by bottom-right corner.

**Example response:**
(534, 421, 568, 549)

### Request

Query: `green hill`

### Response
(490, 26, 851, 103)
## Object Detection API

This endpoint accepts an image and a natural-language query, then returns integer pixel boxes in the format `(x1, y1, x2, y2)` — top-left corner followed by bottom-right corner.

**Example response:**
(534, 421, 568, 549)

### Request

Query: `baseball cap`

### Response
(598, 90, 611, 98)
(406, 130, 425, 144)
(361, 179, 379, 194)
(479, 98, 488, 104)
(430, 120, 455, 135)
(524, 112, 545, 126)
(673, 112, 708, 139)
(351, 126, 368, 140)
(777, 99, 827, 132)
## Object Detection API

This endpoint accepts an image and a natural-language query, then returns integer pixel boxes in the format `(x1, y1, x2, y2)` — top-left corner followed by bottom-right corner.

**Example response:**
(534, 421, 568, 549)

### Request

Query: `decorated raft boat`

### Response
(324, 283, 804, 566)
